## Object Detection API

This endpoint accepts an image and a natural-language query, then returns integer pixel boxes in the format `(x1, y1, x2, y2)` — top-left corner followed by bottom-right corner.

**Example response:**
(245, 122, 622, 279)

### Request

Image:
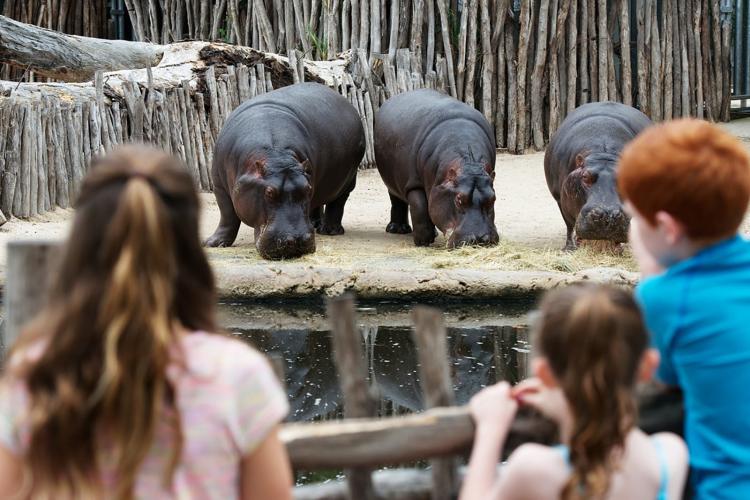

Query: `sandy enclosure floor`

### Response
(1, 151, 749, 276)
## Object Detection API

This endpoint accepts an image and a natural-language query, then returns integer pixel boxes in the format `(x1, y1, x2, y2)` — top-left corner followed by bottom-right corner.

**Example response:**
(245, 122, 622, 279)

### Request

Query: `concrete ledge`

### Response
(213, 262, 639, 300)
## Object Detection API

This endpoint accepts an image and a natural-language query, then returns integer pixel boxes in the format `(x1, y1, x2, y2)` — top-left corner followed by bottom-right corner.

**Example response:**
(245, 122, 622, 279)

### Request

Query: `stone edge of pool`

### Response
(211, 263, 640, 300)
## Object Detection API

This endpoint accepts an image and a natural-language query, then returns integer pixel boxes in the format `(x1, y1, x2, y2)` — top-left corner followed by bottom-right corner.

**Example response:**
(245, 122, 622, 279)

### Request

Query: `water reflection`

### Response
(220, 300, 533, 422)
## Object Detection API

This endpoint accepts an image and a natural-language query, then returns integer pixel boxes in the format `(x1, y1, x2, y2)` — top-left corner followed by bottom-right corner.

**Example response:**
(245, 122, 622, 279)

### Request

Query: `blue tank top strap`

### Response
(553, 444, 571, 468)
(651, 437, 670, 500)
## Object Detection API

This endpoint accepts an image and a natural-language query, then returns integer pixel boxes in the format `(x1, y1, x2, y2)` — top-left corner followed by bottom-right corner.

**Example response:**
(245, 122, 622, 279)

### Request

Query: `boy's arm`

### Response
(635, 278, 679, 386)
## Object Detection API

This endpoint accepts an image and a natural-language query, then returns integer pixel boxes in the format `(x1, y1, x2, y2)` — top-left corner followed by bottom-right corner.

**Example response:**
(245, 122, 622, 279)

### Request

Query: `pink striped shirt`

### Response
(0, 332, 289, 499)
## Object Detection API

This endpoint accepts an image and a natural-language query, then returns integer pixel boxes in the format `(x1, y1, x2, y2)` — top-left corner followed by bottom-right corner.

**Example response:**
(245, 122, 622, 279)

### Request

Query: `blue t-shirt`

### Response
(636, 235, 750, 500)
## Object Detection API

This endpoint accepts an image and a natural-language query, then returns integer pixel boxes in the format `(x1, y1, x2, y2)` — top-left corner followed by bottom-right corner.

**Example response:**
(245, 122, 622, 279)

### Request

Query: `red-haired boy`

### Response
(619, 119, 750, 499)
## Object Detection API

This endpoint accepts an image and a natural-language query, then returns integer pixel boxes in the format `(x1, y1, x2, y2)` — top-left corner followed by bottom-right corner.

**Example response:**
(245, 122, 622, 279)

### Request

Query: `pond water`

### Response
(217, 299, 537, 423)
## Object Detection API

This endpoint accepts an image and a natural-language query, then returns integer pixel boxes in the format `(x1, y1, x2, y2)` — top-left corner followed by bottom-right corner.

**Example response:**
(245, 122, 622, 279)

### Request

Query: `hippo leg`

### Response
(205, 185, 241, 247)
(311, 207, 322, 231)
(557, 201, 577, 252)
(407, 189, 436, 246)
(318, 177, 355, 235)
(386, 193, 413, 234)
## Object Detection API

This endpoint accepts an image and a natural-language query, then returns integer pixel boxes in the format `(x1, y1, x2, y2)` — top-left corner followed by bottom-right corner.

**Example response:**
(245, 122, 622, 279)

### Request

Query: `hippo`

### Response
(205, 82, 365, 260)
(374, 89, 499, 247)
(544, 101, 652, 250)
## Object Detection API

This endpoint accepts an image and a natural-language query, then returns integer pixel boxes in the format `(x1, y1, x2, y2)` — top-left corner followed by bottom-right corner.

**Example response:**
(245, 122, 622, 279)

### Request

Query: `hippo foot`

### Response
(317, 223, 345, 236)
(386, 222, 413, 234)
(562, 242, 577, 252)
(204, 234, 234, 247)
(413, 229, 437, 246)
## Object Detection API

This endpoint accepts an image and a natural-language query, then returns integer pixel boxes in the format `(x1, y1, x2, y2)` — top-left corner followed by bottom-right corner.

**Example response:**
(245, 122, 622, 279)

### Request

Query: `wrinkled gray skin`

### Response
(205, 83, 365, 260)
(544, 101, 652, 250)
(375, 89, 499, 248)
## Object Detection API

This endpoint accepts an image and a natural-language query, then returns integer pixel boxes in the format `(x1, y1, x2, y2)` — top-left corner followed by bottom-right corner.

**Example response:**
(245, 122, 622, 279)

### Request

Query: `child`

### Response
(460, 284, 688, 500)
(618, 119, 750, 499)
(0, 146, 293, 500)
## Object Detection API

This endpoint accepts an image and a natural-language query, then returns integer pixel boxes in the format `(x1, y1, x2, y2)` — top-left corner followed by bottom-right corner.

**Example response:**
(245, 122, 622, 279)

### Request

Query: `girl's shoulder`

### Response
(499, 443, 571, 498)
(179, 331, 276, 381)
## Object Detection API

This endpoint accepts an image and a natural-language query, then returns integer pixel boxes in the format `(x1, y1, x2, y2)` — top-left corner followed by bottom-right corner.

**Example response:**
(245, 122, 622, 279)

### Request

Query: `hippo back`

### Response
(544, 102, 652, 198)
(375, 89, 495, 198)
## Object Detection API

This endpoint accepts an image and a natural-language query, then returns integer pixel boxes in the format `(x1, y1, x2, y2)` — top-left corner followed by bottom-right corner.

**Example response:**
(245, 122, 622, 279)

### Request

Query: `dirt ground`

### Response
(1, 148, 749, 278)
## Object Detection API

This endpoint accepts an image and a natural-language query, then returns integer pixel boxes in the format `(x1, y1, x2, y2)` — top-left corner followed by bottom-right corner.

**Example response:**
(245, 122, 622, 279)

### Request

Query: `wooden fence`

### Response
(1, 0, 735, 152)
(0, 53, 379, 219)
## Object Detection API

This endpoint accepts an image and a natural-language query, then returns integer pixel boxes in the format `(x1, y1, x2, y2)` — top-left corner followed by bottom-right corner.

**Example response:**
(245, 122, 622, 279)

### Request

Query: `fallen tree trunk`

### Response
(0, 14, 164, 82)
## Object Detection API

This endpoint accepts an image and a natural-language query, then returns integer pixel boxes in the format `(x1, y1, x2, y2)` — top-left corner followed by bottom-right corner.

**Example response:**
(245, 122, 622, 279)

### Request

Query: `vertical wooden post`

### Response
(3, 240, 60, 355)
(412, 306, 457, 500)
(328, 294, 378, 500)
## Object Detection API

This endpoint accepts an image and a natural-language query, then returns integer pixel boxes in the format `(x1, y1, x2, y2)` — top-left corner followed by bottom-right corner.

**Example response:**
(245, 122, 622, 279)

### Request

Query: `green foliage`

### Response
(307, 25, 329, 60)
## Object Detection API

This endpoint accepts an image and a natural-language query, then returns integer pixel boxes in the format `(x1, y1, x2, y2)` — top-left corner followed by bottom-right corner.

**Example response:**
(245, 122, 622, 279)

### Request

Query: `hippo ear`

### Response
(575, 154, 586, 169)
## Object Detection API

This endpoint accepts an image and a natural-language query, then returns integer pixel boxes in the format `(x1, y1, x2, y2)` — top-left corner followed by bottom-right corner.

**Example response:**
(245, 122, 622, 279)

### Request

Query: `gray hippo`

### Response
(544, 101, 652, 250)
(205, 82, 365, 260)
(374, 89, 499, 248)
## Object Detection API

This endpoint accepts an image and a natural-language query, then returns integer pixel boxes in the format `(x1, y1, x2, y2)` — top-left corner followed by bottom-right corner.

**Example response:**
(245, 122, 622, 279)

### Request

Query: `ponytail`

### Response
(534, 284, 648, 500)
(11, 146, 214, 500)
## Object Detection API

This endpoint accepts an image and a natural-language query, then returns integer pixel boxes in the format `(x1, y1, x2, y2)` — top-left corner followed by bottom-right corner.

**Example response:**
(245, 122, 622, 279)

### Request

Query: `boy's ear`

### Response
(654, 211, 687, 245)
(638, 348, 660, 383)
(534, 358, 559, 388)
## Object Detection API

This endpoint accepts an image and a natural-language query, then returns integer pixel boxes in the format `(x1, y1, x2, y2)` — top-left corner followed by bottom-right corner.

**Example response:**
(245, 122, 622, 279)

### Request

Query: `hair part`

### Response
(533, 284, 648, 500)
(618, 119, 750, 240)
(11, 146, 217, 499)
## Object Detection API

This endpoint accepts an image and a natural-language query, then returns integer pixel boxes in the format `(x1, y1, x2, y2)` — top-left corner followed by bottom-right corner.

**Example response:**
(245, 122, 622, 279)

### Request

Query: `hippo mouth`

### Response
(256, 223, 316, 260)
(445, 226, 500, 249)
(575, 215, 630, 243)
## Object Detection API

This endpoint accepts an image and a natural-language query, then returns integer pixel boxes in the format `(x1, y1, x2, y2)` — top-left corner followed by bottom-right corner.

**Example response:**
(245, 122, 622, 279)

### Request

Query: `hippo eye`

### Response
(265, 186, 279, 200)
(582, 171, 594, 187)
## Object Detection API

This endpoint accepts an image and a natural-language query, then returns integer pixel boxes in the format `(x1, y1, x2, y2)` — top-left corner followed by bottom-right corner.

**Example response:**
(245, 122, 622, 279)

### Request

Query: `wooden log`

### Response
(456, 0, 471, 101)
(3, 104, 20, 216)
(479, 0, 493, 125)
(204, 65, 221, 138)
(410, 0, 423, 63)
(464, 0, 480, 106)
(328, 294, 378, 500)
(549, 0, 571, 138)
(618, 0, 632, 106)
(636, 0, 649, 114)
(579, 0, 590, 103)
(515, 0, 532, 153)
(587, 0, 598, 102)
(387, 0, 399, 60)
(597, 0, 608, 101)
(435, 0, 457, 97)
(675, 2, 690, 118)
(505, 28, 518, 154)
(359, 0, 370, 51)
(18, 102, 31, 218)
(492, 0, 510, 145)
(370, 0, 381, 54)
(28, 103, 39, 217)
(253, 0, 277, 52)
(531, 0, 551, 150)
(50, 102, 69, 209)
(0, 14, 164, 82)
(700, 0, 713, 120)
(663, 0, 673, 120)
(692, 0, 704, 119)
(412, 306, 457, 500)
(3, 241, 60, 354)
(425, 0, 435, 72)
(283, 406, 472, 469)
(671, 0, 682, 117)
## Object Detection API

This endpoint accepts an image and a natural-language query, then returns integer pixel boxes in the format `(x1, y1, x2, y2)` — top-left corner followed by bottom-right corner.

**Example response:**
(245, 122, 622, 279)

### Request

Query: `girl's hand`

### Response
(512, 378, 569, 424)
(469, 381, 518, 431)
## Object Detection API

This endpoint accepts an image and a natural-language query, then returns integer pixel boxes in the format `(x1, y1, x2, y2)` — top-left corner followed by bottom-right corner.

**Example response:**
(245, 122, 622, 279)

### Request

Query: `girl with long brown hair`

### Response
(0, 146, 292, 499)
(460, 283, 688, 500)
